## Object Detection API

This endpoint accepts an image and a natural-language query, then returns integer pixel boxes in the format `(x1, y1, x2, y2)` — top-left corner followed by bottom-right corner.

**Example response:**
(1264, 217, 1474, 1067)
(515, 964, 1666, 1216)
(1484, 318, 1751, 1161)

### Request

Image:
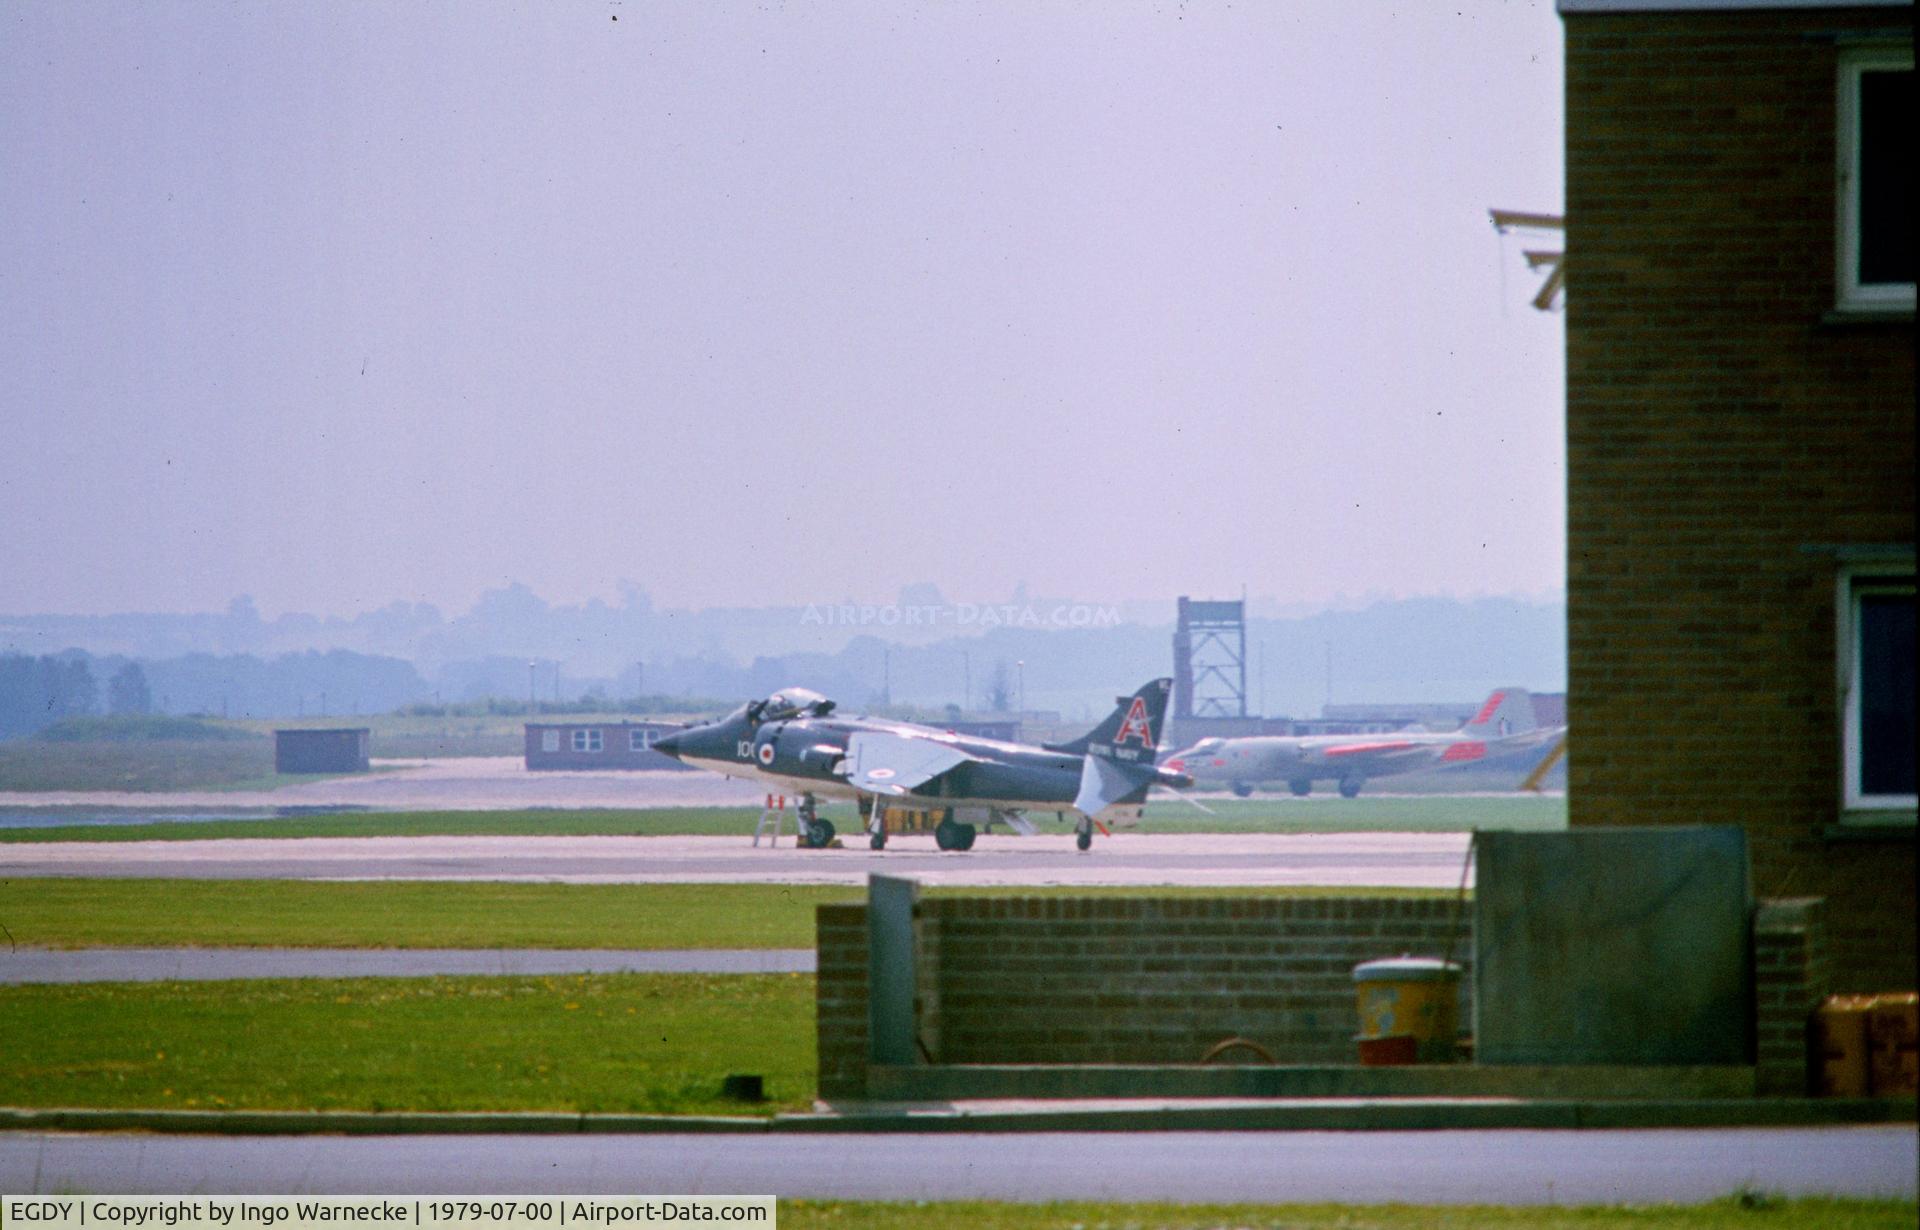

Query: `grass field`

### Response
(0, 880, 857, 948)
(0, 973, 814, 1115)
(0, 806, 754, 842)
(0, 712, 586, 788)
(0, 794, 1564, 842)
(0, 739, 297, 792)
(776, 1200, 1917, 1230)
(1134, 794, 1565, 833)
(0, 879, 1453, 949)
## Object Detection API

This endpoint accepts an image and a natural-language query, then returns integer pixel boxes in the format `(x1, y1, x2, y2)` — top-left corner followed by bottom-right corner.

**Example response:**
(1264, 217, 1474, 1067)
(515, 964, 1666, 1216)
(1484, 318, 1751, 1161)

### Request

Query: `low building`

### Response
(274, 727, 370, 774)
(942, 718, 1022, 742)
(1320, 693, 1568, 733)
(524, 720, 696, 771)
(1166, 716, 1298, 746)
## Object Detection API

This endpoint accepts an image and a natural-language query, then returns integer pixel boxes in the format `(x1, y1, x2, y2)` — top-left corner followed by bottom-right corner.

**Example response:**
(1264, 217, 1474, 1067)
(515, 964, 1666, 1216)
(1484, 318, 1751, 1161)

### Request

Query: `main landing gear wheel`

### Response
(957, 824, 977, 850)
(934, 819, 977, 851)
(1289, 778, 1313, 797)
(796, 793, 828, 845)
(1338, 777, 1363, 799)
(1230, 782, 1254, 798)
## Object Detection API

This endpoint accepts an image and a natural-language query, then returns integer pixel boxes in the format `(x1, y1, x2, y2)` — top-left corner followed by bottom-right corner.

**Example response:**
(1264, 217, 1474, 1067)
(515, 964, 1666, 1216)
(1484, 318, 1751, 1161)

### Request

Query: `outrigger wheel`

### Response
(1075, 826, 1093, 852)
(870, 831, 887, 850)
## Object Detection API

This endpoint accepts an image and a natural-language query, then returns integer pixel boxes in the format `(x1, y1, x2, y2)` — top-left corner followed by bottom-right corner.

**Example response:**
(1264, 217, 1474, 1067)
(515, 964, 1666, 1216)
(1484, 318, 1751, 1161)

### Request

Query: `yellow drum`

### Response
(1354, 956, 1462, 1065)
(1814, 995, 1875, 1098)
(1867, 992, 1918, 1097)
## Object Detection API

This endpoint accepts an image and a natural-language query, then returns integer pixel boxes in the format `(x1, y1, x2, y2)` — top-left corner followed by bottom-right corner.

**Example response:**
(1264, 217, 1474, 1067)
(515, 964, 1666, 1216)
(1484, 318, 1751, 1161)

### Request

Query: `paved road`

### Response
(2, 1127, 1912, 1203)
(0, 832, 1474, 886)
(0, 757, 1559, 817)
(0, 947, 815, 983)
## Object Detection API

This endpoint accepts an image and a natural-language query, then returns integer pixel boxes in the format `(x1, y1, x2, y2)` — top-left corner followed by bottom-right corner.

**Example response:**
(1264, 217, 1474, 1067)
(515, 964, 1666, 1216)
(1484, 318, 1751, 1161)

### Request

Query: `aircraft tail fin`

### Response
(1047, 678, 1175, 758)
(1463, 687, 1537, 738)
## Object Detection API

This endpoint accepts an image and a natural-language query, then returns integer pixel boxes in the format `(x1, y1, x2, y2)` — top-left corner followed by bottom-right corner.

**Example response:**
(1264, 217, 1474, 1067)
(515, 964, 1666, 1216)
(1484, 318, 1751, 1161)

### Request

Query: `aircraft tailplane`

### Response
(1074, 752, 1158, 819)
(1046, 678, 1175, 757)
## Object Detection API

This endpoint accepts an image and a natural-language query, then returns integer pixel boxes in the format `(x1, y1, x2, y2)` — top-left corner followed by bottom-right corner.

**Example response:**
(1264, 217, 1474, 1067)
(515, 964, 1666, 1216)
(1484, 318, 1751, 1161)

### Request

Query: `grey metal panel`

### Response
(274, 728, 372, 773)
(867, 874, 920, 1066)
(1474, 827, 1753, 1065)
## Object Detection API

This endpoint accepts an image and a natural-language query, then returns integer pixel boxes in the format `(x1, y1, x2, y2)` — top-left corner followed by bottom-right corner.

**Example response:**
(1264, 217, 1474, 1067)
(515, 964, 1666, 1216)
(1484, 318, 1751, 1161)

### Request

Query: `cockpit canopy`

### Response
(1187, 737, 1226, 754)
(750, 686, 836, 722)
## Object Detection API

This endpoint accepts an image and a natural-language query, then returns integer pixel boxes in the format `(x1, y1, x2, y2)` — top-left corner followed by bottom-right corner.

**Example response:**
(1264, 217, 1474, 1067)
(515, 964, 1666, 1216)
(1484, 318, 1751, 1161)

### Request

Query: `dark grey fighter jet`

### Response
(649, 678, 1190, 851)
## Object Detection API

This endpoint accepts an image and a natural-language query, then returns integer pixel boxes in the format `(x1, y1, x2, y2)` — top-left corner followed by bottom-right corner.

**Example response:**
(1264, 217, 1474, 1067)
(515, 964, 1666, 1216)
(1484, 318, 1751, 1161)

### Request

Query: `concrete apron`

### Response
(2, 1097, 1913, 1136)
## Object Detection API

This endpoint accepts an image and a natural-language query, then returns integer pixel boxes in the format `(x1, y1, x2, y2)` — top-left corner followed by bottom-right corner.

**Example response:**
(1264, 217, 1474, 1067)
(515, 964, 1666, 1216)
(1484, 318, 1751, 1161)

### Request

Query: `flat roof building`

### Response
(274, 727, 370, 774)
(525, 720, 696, 771)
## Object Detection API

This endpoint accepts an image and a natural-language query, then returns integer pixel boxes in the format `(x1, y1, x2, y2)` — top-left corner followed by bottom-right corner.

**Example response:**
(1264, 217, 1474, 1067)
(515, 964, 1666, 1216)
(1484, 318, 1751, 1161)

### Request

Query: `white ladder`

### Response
(752, 794, 793, 847)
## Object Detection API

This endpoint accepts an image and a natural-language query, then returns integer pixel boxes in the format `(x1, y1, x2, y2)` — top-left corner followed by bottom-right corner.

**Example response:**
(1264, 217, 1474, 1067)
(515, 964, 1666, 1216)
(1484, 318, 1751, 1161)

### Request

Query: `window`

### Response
(541, 730, 559, 753)
(1840, 567, 1915, 819)
(630, 729, 654, 751)
(1837, 48, 1915, 312)
(572, 729, 603, 754)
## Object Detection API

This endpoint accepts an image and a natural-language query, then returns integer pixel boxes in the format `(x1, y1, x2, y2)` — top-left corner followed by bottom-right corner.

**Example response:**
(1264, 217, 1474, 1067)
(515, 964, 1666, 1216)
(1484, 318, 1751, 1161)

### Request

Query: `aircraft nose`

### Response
(650, 730, 685, 758)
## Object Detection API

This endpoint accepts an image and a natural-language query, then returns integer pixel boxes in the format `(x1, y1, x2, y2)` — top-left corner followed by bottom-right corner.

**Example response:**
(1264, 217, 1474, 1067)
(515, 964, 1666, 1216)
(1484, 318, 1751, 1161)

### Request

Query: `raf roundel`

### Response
(757, 743, 776, 766)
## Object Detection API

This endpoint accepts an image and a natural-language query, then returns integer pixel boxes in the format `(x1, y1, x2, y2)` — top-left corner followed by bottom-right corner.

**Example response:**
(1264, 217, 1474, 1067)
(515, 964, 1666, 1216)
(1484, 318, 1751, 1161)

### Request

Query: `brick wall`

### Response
(1563, 8, 1915, 993)
(823, 892, 1838, 1102)
(1753, 898, 1831, 1096)
(815, 903, 870, 1100)
(817, 895, 1471, 1100)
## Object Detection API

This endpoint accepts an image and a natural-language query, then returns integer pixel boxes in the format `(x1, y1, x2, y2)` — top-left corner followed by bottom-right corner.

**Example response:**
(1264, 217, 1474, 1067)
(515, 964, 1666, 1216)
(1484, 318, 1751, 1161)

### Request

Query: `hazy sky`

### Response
(2, 1, 1565, 619)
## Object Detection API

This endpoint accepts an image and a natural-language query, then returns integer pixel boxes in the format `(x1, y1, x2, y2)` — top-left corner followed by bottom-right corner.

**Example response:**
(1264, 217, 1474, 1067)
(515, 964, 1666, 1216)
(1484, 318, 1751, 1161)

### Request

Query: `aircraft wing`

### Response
(1317, 739, 1450, 769)
(844, 731, 975, 796)
(1313, 736, 1436, 759)
(1320, 740, 1421, 758)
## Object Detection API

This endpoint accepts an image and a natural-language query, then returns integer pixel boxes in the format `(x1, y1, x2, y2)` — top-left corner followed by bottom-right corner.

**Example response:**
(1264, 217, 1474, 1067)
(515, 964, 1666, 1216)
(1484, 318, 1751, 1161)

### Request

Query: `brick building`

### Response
(1561, 0, 1913, 991)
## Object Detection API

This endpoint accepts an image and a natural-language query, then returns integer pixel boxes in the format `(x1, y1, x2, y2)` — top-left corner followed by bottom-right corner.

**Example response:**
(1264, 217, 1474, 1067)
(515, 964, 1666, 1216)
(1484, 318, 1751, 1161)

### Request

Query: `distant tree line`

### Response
(0, 653, 165, 739)
(0, 654, 96, 738)
(395, 693, 738, 719)
(0, 649, 430, 739)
